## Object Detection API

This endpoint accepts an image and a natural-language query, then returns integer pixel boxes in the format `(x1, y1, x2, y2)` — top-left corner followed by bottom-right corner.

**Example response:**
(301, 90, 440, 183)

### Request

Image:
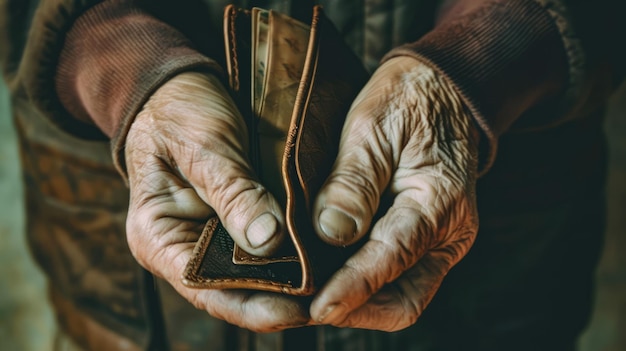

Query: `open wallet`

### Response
(182, 5, 368, 295)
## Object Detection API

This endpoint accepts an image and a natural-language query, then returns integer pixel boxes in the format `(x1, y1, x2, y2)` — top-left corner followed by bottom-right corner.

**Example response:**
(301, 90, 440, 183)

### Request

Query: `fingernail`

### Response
(246, 213, 279, 248)
(318, 303, 348, 324)
(319, 208, 356, 243)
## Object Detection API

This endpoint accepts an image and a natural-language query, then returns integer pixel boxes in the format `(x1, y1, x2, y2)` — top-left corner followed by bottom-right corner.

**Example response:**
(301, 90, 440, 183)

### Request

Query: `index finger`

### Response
(310, 194, 433, 325)
(188, 286, 312, 332)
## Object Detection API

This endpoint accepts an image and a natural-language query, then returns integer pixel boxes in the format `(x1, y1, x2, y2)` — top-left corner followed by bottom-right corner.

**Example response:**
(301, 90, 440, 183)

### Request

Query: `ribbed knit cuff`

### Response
(383, 0, 568, 174)
(55, 0, 223, 176)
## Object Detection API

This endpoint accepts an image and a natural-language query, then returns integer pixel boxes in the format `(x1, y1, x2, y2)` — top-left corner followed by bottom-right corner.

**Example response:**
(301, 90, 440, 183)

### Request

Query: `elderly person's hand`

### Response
(124, 72, 308, 332)
(310, 57, 480, 331)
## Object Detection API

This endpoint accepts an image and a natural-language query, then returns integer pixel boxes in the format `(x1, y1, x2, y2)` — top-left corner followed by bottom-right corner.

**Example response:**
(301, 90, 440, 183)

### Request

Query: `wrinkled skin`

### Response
(125, 56, 479, 332)
(309, 57, 480, 331)
(125, 72, 309, 332)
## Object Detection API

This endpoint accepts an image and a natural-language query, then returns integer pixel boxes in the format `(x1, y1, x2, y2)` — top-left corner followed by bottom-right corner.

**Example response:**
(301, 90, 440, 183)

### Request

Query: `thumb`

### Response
(138, 72, 287, 257)
(313, 108, 393, 246)
(195, 165, 287, 257)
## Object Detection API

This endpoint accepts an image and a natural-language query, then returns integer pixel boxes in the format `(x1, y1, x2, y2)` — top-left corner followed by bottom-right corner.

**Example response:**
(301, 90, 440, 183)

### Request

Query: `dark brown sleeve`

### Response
(383, 0, 569, 174)
(54, 0, 223, 153)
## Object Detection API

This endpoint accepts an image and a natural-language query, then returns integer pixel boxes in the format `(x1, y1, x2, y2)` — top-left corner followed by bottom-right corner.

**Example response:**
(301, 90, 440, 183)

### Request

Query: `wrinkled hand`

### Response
(124, 72, 308, 332)
(310, 57, 480, 331)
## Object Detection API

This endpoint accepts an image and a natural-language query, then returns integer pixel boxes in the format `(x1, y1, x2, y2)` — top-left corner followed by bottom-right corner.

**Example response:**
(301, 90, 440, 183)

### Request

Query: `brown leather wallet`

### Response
(182, 5, 368, 296)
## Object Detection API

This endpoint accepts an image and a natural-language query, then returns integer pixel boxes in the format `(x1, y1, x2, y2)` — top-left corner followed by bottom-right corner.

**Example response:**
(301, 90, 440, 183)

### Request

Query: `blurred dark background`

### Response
(1, 77, 624, 350)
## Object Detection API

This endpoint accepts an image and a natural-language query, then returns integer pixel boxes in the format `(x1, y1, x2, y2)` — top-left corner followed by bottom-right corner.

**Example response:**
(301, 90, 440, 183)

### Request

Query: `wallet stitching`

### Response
(279, 6, 324, 293)
(189, 278, 291, 287)
(233, 255, 299, 263)
(184, 218, 294, 289)
(228, 7, 240, 92)
(182, 217, 217, 283)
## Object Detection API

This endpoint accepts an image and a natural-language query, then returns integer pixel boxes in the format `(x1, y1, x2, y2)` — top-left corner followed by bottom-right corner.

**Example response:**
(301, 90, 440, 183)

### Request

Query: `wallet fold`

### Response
(182, 5, 368, 296)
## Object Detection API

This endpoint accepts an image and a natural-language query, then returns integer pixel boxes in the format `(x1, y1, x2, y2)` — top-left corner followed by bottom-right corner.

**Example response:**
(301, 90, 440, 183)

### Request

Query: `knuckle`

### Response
(343, 241, 403, 295)
(324, 170, 379, 217)
(189, 293, 209, 312)
(372, 207, 434, 263)
(344, 261, 379, 298)
(216, 179, 268, 221)
(399, 301, 422, 328)
(442, 233, 476, 265)
(368, 237, 414, 277)
(385, 314, 417, 332)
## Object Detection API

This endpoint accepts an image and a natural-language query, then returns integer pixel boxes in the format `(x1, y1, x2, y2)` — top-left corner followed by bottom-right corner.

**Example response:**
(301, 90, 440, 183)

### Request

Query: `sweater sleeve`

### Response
(382, 0, 601, 174)
(53, 0, 223, 175)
